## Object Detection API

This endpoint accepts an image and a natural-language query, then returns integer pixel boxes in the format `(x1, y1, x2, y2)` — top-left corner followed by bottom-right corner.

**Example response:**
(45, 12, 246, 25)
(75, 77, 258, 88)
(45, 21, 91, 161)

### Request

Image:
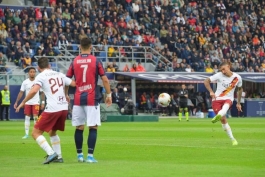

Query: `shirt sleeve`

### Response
(66, 61, 74, 78)
(209, 73, 220, 82)
(97, 59, 105, 76)
(237, 76, 243, 87)
(34, 74, 44, 87)
(61, 73, 72, 86)
(20, 81, 26, 92)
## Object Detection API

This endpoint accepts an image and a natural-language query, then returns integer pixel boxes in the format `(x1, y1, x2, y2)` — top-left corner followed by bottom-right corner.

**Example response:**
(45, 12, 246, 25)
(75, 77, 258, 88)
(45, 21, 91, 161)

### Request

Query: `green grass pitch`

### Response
(0, 118, 265, 177)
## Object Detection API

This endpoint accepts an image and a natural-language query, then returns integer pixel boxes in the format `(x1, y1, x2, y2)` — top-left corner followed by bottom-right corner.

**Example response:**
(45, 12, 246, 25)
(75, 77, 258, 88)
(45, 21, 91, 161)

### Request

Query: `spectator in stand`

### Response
(123, 64, 130, 72)
(205, 63, 214, 73)
(112, 61, 119, 71)
(137, 62, 146, 72)
(22, 53, 32, 70)
(130, 63, 138, 72)
(0, 52, 7, 66)
(0, 0, 265, 74)
(155, 62, 165, 71)
(0, 60, 6, 73)
(22, 42, 32, 56)
(106, 62, 116, 72)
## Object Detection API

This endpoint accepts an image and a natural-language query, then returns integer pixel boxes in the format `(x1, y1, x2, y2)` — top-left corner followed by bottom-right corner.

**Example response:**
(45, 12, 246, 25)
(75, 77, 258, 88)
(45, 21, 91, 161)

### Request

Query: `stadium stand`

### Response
(0, 0, 265, 73)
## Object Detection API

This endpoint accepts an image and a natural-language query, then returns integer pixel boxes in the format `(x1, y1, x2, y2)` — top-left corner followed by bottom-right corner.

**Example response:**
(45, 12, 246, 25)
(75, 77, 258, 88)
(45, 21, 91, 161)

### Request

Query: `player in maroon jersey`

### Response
(66, 37, 112, 163)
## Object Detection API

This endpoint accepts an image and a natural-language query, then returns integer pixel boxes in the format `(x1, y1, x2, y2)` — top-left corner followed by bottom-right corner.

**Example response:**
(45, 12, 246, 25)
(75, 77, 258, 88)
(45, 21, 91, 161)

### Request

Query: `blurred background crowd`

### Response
(0, 0, 265, 73)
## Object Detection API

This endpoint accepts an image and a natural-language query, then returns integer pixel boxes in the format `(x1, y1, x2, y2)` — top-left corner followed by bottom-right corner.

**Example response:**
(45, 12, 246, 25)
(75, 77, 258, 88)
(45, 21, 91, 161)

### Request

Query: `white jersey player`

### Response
(14, 67, 45, 139)
(204, 62, 243, 146)
(16, 57, 75, 164)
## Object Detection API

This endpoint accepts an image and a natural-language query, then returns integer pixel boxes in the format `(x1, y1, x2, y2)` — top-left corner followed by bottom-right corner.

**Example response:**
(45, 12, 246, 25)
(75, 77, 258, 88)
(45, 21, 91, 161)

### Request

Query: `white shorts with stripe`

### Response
(72, 105, 101, 126)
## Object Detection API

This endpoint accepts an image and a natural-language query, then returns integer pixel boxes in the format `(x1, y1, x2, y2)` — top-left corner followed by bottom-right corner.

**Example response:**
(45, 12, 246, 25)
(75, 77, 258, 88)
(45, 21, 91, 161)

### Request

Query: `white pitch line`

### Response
(101, 141, 264, 151)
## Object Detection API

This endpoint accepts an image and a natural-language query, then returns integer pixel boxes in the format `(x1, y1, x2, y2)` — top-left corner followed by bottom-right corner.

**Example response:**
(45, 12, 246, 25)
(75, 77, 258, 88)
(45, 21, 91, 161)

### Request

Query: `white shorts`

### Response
(72, 105, 101, 127)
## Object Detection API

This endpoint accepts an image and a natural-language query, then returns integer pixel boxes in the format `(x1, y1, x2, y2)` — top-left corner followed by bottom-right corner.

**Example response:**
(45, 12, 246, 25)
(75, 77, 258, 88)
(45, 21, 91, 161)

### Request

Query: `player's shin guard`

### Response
(25, 116, 30, 135)
(178, 108, 183, 121)
(178, 112, 182, 121)
(50, 135, 62, 158)
(75, 129, 84, 154)
(185, 112, 189, 121)
(222, 123, 235, 140)
(88, 128, 97, 156)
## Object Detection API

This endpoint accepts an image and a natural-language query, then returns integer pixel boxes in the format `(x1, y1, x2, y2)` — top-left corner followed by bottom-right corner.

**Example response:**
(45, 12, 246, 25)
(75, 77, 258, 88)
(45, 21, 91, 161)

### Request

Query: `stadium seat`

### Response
(72, 45, 78, 51)
(32, 62, 38, 66)
(98, 52, 107, 62)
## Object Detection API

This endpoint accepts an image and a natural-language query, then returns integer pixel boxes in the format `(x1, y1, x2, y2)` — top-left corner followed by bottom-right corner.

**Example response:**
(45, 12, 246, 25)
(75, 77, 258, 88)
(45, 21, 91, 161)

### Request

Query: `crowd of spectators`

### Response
(0, 0, 265, 74)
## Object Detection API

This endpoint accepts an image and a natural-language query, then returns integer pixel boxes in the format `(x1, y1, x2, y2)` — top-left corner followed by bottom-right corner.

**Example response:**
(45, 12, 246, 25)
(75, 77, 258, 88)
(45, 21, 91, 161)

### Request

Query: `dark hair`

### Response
(219, 61, 232, 68)
(80, 37, 92, 50)
(38, 57, 49, 69)
(28, 67, 36, 72)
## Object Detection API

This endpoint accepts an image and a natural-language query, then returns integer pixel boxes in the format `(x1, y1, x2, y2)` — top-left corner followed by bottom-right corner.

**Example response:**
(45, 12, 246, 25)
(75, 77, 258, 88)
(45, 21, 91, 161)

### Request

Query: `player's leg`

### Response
(33, 112, 59, 164)
(22, 105, 31, 139)
(184, 107, 189, 121)
(183, 101, 189, 121)
(86, 105, 101, 163)
(72, 105, 86, 162)
(49, 130, 63, 162)
(33, 105, 40, 124)
(220, 117, 238, 146)
(49, 110, 68, 163)
(212, 101, 231, 123)
(240, 103, 244, 117)
(178, 102, 183, 121)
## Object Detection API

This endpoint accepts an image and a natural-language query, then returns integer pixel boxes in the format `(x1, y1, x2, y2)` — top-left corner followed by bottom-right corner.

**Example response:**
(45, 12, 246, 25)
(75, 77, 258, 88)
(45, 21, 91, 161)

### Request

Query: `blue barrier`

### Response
(245, 100, 265, 117)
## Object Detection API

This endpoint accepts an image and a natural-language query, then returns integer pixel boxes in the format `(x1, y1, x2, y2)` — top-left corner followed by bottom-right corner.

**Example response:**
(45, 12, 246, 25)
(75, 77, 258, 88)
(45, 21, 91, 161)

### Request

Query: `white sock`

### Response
(33, 116, 38, 125)
(222, 123, 235, 140)
(36, 135, 54, 155)
(50, 135, 62, 158)
(25, 116, 30, 135)
(88, 154, 93, 157)
(218, 104, 230, 117)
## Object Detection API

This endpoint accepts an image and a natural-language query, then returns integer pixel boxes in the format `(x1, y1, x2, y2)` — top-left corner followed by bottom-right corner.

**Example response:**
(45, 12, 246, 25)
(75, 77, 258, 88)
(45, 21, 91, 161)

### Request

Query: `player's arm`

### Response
(16, 84, 41, 113)
(64, 76, 76, 102)
(64, 76, 76, 95)
(97, 58, 112, 106)
(101, 75, 112, 107)
(14, 91, 24, 109)
(40, 91, 45, 106)
(237, 87, 243, 103)
(101, 75, 111, 95)
(66, 61, 74, 78)
(204, 78, 214, 93)
(184, 90, 188, 98)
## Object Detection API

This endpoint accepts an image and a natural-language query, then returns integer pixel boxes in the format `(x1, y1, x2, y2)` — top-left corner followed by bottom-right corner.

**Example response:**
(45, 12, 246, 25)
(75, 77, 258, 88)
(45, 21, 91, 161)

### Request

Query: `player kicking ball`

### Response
(204, 62, 243, 146)
(14, 67, 45, 139)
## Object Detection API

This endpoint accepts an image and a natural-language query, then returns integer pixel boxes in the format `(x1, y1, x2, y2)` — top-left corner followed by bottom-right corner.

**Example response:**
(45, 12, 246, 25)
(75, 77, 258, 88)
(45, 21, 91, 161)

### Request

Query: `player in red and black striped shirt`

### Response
(66, 37, 112, 163)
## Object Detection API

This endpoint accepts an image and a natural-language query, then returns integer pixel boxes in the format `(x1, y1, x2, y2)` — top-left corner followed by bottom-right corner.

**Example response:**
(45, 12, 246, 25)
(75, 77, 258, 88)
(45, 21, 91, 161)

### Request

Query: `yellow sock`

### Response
(185, 112, 189, 120)
(178, 112, 182, 120)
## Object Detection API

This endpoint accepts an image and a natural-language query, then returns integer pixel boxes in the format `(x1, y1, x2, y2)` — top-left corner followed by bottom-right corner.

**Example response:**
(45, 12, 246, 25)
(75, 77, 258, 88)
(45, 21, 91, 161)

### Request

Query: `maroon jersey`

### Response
(66, 54, 105, 106)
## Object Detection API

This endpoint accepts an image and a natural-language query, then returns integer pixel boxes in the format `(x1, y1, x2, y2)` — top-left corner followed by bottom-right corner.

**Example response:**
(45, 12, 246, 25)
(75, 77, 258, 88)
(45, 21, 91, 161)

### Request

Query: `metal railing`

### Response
(59, 44, 171, 67)
(9, 45, 172, 73)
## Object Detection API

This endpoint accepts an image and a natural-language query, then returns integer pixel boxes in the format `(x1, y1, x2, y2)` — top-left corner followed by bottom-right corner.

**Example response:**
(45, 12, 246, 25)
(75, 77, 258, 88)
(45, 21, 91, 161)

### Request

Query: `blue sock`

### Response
(75, 129, 83, 154)
(88, 129, 97, 155)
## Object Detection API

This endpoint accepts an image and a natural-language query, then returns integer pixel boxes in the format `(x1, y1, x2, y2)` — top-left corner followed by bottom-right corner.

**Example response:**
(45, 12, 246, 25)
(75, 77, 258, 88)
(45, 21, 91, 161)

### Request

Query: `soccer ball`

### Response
(158, 93, 171, 107)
